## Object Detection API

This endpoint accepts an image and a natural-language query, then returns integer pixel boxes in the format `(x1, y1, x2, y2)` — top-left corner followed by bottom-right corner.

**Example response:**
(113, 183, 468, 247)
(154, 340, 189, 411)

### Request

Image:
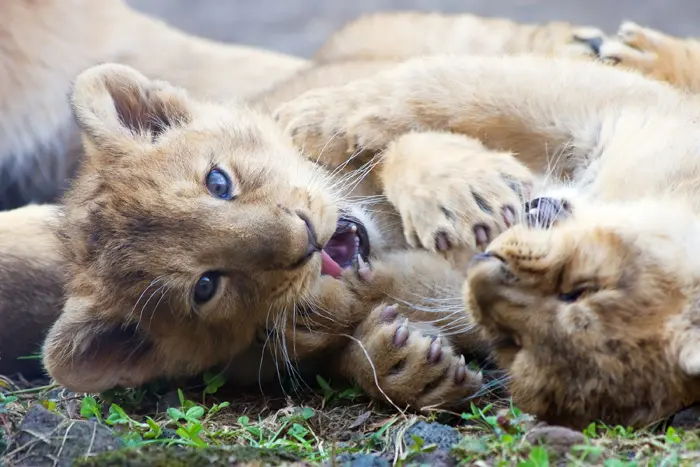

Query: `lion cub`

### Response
(42, 64, 491, 412)
(275, 54, 700, 428)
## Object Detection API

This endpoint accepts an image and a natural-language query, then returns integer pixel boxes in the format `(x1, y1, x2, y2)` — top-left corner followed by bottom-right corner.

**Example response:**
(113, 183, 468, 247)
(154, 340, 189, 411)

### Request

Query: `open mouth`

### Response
(320, 215, 370, 278)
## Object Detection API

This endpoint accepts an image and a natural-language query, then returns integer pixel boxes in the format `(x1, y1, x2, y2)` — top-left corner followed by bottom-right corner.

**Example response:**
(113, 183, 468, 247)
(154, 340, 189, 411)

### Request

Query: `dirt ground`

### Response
(126, 0, 699, 58)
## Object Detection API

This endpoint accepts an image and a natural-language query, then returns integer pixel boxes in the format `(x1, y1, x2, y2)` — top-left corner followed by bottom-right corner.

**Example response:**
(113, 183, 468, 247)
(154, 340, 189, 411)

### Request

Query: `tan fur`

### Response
(0, 0, 307, 209)
(274, 54, 700, 426)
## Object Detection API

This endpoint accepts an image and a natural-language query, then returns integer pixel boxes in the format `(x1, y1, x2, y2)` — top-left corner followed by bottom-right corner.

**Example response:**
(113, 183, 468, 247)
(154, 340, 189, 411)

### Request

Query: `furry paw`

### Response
(575, 22, 674, 76)
(345, 303, 483, 411)
(273, 84, 409, 167)
(381, 132, 533, 252)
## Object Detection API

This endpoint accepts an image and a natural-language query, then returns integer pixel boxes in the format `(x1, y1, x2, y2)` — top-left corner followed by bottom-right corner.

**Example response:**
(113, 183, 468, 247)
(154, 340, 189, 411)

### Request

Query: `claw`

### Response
(435, 231, 451, 252)
(394, 319, 410, 347)
(380, 304, 399, 322)
(502, 206, 516, 228)
(454, 365, 466, 384)
(474, 225, 489, 249)
(428, 336, 443, 363)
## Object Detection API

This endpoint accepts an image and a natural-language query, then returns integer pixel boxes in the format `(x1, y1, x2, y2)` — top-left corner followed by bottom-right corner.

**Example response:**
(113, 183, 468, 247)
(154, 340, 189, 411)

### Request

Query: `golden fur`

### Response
(0, 0, 307, 210)
(9, 9, 700, 424)
(274, 54, 700, 427)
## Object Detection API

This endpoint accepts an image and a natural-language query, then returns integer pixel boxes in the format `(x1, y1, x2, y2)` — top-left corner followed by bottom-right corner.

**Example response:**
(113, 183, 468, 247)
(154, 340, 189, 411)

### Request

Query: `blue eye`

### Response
(206, 168, 233, 200)
(193, 272, 221, 305)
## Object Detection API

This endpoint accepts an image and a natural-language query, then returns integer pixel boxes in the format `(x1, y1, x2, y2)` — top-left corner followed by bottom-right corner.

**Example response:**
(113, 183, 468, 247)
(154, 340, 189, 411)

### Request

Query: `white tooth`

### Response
(350, 223, 357, 233)
(357, 254, 372, 281)
(357, 254, 367, 269)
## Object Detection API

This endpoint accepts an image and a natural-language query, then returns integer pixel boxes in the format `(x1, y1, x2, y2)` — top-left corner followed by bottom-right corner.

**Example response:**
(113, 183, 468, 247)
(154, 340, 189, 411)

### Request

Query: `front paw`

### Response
(381, 132, 533, 253)
(343, 303, 483, 411)
(574, 22, 671, 77)
(273, 82, 410, 167)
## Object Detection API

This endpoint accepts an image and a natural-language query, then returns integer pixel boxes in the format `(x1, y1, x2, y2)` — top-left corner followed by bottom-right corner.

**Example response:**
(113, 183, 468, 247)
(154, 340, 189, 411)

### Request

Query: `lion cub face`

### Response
(43, 64, 371, 393)
(466, 199, 700, 428)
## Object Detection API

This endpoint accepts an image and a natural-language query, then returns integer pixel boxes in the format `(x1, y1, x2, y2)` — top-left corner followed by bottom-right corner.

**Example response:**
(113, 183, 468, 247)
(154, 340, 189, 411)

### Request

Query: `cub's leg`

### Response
(582, 21, 700, 93)
(379, 132, 533, 253)
(0, 204, 64, 377)
(274, 55, 677, 176)
(274, 55, 677, 255)
(337, 302, 483, 411)
(313, 11, 599, 63)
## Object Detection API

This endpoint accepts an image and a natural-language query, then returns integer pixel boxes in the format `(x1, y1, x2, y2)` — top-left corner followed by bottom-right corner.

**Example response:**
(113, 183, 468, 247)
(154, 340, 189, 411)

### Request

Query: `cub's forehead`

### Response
(184, 103, 288, 150)
(152, 108, 300, 172)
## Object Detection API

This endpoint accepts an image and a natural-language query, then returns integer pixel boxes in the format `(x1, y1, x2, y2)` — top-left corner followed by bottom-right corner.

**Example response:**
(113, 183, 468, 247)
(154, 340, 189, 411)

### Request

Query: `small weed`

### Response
(315, 375, 363, 405)
(0, 393, 18, 415)
(518, 446, 550, 467)
(397, 434, 438, 466)
(202, 372, 227, 399)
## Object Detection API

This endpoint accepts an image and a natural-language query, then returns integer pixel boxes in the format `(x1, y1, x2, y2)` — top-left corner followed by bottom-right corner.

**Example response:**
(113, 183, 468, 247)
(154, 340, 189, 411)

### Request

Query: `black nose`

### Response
(467, 252, 493, 271)
(524, 197, 570, 229)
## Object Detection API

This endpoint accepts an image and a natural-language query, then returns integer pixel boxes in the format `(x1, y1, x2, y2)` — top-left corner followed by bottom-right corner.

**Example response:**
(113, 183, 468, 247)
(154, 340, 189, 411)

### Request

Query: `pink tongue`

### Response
(321, 250, 344, 278)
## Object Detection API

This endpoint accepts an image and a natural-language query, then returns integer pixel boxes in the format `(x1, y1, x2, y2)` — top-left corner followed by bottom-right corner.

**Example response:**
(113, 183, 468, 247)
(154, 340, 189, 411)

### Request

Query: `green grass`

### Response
(1, 373, 699, 466)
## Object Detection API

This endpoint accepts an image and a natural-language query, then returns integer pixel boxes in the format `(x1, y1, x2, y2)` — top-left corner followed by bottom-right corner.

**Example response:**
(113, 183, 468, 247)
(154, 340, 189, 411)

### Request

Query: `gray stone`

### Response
(525, 423, 586, 458)
(403, 421, 460, 452)
(671, 406, 700, 429)
(335, 453, 390, 467)
(6, 405, 121, 467)
(405, 450, 457, 467)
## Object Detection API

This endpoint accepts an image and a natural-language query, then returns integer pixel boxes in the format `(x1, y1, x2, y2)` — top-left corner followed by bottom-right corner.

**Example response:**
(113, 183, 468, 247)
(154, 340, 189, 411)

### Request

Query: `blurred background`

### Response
(127, 0, 698, 57)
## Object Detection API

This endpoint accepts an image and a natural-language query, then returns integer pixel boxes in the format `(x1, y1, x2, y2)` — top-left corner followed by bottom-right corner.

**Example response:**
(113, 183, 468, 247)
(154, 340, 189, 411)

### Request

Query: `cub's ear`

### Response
(42, 297, 160, 393)
(70, 63, 192, 151)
